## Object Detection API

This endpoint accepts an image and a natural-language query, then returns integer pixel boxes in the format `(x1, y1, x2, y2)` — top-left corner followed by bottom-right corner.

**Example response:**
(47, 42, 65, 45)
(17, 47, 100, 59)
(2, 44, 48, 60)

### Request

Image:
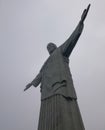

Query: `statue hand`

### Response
(81, 4, 91, 23)
(24, 83, 32, 91)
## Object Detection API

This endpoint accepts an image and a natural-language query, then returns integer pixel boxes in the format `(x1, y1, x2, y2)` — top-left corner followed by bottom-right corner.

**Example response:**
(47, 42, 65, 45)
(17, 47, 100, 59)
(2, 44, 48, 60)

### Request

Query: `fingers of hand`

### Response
(87, 4, 91, 13)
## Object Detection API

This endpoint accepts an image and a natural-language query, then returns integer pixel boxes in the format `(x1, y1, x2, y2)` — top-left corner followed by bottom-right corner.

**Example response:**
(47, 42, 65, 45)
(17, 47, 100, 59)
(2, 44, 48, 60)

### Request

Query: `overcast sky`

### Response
(0, 0, 105, 130)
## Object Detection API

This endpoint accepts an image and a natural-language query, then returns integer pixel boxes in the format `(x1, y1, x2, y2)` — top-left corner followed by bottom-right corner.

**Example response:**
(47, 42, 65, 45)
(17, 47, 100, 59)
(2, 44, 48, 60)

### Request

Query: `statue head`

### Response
(47, 43, 57, 54)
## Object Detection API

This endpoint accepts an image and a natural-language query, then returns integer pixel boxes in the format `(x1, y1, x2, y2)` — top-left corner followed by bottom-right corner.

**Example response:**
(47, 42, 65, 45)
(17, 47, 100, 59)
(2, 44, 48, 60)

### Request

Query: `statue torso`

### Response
(40, 48, 77, 100)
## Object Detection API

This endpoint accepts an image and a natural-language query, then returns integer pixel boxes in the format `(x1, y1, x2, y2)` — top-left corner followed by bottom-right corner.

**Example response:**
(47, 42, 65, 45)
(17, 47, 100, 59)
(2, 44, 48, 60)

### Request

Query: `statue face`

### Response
(47, 43, 57, 54)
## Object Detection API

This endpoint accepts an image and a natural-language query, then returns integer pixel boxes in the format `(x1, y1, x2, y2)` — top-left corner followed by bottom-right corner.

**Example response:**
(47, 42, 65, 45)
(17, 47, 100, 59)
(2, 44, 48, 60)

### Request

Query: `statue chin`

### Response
(48, 49, 56, 54)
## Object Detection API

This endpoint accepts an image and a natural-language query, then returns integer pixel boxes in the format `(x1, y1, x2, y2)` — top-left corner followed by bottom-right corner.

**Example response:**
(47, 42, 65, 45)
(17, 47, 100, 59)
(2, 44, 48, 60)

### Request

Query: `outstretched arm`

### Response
(61, 4, 91, 58)
(24, 72, 42, 91)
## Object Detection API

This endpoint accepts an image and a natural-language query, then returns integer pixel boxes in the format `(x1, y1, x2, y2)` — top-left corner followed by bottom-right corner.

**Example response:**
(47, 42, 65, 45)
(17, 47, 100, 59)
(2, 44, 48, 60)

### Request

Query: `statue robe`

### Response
(31, 21, 85, 130)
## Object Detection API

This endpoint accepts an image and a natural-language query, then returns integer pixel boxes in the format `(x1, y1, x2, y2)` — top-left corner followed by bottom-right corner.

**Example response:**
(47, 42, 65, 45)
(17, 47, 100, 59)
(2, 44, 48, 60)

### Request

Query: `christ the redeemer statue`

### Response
(24, 4, 90, 130)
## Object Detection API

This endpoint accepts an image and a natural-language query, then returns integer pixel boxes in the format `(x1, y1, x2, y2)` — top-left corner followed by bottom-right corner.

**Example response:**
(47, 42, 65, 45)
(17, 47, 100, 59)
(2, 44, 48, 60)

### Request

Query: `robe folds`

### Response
(38, 95, 85, 130)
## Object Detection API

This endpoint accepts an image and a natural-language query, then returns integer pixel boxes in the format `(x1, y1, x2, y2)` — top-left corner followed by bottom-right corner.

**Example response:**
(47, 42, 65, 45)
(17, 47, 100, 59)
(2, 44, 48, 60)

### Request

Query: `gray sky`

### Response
(0, 0, 105, 130)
